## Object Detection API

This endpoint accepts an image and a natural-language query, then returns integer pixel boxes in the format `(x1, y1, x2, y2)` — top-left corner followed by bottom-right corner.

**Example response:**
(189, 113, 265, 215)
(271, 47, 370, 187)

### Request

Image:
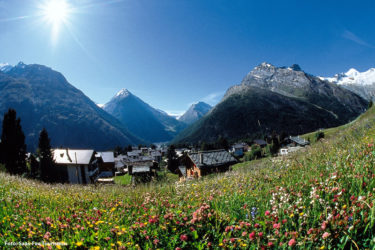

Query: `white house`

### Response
(53, 149, 96, 184)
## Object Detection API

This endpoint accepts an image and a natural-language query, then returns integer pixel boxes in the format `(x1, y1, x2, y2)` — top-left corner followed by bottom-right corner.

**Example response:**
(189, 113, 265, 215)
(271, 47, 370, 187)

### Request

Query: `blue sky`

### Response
(1, 0, 375, 115)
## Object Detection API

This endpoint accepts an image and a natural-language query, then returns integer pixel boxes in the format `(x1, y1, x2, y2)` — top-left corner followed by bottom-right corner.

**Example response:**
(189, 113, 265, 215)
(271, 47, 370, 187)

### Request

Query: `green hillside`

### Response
(1, 107, 375, 248)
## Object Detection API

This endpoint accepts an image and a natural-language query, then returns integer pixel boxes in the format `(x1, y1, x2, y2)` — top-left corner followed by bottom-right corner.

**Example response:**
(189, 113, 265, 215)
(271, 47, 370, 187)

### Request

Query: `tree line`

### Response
(0, 108, 57, 182)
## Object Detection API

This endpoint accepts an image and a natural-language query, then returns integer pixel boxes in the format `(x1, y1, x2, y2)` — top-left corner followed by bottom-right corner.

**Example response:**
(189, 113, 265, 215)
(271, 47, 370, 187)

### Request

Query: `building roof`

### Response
(132, 166, 151, 173)
(253, 139, 267, 146)
(150, 151, 162, 157)
(96, 152, 115, 163)
(53, 149, 94, 165)
(188, 150, 237, 168)
(290, 136, 310, 146)
(127, 150, 141, 157)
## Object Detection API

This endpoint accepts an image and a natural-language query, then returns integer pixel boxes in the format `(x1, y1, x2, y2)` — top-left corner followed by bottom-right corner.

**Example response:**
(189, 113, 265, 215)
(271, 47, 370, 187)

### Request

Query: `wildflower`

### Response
(180, 234, 188, 241)
(288, 238, 296, 246)
(249, 232, 256, 240)
(258, 232, 263, 237)
(322, 232, 331, 239)
(265, 210, 270, 216)
(320, 246, 325, 250)
(268, 242, 274, 247)
(76, 242, 83, 247)
(153, 239, 159, 245)
(273, 223, 280, 229)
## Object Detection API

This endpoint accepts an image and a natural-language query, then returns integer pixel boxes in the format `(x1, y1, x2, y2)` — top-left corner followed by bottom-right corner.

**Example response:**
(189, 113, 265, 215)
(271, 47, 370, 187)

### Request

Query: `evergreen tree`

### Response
(0, 109, 27, 175)
(167, 145, 178, 173)
(368, 100, 373, 109)
(29, 154, 40, 179)
(38, 128, 55, 182)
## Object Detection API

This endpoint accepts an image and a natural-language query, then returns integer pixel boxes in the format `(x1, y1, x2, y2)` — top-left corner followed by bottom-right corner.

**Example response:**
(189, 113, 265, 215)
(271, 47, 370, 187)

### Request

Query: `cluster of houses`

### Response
(52, 147, 164, 184)
(229, 136, 310, 157)
(50, 136, 309, 185)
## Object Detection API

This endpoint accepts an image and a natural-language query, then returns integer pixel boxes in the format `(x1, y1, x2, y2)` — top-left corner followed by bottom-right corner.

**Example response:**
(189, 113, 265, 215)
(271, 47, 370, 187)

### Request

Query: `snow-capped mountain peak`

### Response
(0, 63, 13, 73)
(320, 67, 375, 86)
(346, 68, 359, 77)
(115, 88, 131, 98)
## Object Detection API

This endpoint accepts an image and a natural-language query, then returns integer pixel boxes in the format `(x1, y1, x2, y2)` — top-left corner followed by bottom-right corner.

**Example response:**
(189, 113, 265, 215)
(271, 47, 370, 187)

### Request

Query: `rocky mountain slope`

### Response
(320, 68, 375, 101)
(103, 89, 186, 143)
(173, 63, 368, 144)
(0, 62, 142, 151)
(178, 102, 211, 124)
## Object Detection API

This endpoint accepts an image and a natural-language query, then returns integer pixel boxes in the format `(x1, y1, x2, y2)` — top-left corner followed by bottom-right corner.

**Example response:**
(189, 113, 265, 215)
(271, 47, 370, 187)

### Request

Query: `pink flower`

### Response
(153, 239, 159, 245)
(249, 231, 256, 240)
(268, 242, 274, 247)
(321, 221, 328, 230)
(254, 223, 260, 228)
(265, 210, 270, 216)
(273, 223, 281, 229)
(288, 238, 296, 246)
(180, 234, 188, 241)
(258, 232, 263, 237)
(322, 232, 331, 239)
(242, 231, 247, 237)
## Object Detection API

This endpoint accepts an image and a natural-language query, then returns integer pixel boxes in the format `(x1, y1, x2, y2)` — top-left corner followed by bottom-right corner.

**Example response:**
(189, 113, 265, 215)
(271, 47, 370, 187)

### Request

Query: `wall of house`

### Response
(67, 165, 90, 184)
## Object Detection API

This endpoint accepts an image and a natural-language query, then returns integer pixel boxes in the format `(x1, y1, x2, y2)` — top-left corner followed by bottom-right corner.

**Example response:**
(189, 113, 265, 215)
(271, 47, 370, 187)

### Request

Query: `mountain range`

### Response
(103, 89, 187, 143)
(172, 63, 368, 144)
(320, 68, 375, 101)
(178, 102, 211, 124)
(0, 62, 142, 151)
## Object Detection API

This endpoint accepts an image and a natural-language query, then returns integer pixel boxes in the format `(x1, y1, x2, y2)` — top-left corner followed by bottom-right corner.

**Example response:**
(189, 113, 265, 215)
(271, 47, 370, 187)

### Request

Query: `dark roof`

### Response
(188, 150, 237, 168)
(290, 136, 309, 146)
(253, 139, 267, 146)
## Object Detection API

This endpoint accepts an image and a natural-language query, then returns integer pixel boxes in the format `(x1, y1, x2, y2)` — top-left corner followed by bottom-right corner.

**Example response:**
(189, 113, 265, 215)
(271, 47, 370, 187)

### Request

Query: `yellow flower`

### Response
(299, 212, 304, 216)
(117, 241, 122, 246)
(76, 242, 83, 247)
(219, 243, 223, 246)
(56, 245, 62, 250)
(290, 213, 294, 218)
(320, 246, 325, 250)
(342, 205, 347, 209)
(90, 247, 100, 250)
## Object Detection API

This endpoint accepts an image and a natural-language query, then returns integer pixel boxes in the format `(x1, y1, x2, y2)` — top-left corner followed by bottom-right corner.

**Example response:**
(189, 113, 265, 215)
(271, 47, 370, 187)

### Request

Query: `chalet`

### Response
(52, 149, 97, 184)
(150, 151, 162, 163)
(253, 139, 267, 148)
(289, 136, 310, 147)
(127, 160, 156, 183)
(95, 151, 115, 175)
(127, 150, 141, 159)
(181, 150, 237, 178)
(231, 143, 248, 157)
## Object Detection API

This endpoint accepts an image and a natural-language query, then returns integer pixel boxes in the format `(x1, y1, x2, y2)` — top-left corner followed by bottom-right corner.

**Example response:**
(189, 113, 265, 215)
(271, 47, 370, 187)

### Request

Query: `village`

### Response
(50, 135, 310, 185)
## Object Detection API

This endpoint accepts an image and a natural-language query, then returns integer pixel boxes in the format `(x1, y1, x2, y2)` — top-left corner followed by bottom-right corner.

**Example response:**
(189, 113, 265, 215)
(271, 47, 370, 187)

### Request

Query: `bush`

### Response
(245, 145, 262, 161)
(315, 131, 324, 142)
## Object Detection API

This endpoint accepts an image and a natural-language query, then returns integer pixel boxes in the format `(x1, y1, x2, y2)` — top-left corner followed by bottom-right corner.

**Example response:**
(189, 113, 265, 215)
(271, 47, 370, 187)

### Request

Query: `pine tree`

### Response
(167, 145, 178, 173)
(0, 109, 27, 175)
(29, 154, 40, 179)
(38, 128, 54, 182)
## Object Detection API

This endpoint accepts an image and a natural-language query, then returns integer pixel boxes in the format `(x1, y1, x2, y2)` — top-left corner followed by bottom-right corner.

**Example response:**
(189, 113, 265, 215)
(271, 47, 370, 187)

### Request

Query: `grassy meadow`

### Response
(1, 107, 375, 249)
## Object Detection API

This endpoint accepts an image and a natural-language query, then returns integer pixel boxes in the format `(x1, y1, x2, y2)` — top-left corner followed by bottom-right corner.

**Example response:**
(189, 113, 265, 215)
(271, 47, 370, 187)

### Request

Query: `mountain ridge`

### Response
(103, 88, 186, 143)
(0, 62, 143, 151)
(172, 62, 368, 144)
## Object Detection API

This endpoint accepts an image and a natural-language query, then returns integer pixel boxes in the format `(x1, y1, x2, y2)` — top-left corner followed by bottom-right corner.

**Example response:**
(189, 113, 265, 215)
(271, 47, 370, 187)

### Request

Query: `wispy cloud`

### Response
(342, 30, 375, 48)
(165, 110, 185, 118)
(201, 90, 226, 105)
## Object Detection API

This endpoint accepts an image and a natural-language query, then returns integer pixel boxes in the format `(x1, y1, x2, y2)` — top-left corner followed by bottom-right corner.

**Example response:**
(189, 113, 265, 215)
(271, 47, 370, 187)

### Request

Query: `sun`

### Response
(42, 0, 70, 26)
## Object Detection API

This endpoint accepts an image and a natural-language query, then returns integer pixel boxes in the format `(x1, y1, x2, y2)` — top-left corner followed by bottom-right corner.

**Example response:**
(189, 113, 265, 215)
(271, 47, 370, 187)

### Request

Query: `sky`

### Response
(1, 0, 375, 116)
